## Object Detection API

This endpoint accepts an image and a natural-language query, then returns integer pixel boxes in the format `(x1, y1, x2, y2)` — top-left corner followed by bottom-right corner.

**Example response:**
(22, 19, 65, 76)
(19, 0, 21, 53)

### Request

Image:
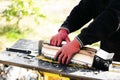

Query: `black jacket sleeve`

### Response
(61, 0, 94, 33)
(77, 0, 120, 45)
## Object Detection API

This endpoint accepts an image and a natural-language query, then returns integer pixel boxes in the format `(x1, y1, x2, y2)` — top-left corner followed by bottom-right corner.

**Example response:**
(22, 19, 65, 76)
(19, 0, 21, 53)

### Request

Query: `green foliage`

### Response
(2, 0, 45, 24)
(0, 24, 32, 40)
(1, 0, 46, 40)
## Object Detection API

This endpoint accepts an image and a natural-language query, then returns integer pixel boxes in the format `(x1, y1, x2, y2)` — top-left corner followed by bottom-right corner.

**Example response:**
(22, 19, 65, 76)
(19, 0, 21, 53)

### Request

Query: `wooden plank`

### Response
(42, 44, 96, 67)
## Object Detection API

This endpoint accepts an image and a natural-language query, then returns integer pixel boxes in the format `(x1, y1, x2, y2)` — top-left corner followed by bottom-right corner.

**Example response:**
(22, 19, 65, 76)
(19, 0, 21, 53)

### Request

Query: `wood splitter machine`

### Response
(0, 39, 120, 80)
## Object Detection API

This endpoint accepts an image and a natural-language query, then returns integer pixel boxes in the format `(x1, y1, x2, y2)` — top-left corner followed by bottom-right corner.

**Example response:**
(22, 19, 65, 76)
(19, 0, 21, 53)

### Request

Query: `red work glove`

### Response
(50, 29, 70, 46)
(54, 39, 81, 65)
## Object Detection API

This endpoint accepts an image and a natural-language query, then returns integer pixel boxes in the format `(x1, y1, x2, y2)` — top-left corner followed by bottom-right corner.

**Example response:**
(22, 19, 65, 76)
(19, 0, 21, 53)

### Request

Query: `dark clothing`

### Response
(61, 0, 120, 61)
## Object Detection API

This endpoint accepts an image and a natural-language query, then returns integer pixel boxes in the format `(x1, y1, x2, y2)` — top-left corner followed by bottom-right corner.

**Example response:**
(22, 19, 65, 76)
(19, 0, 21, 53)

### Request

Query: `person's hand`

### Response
(50, 29, 70, 46)
(54, 39, 81, 65)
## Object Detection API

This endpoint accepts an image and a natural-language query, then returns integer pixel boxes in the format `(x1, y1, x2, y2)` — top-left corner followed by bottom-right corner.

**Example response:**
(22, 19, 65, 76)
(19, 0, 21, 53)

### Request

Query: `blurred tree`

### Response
(0, 0, 45, 40)
(2, 0, 45, 25)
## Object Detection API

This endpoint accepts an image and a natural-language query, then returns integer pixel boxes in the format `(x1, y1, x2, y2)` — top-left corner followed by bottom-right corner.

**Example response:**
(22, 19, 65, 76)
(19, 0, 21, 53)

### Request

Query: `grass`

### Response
(0, 23, 32, 40)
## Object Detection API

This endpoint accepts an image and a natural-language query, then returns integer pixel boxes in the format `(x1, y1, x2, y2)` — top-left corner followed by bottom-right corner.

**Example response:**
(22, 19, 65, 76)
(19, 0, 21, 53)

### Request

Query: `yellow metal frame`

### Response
(43, 72, 70, 80)
(35, 71, 70, 80)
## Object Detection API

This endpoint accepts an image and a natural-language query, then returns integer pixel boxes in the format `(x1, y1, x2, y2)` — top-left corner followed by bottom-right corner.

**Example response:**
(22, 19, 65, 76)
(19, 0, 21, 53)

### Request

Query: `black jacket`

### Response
(61, 0, 120, 61)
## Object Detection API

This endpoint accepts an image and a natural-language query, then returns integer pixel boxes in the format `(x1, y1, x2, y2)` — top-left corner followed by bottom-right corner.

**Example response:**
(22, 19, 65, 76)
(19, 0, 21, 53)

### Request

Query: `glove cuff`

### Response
(75, 37, 83, 48)
(72, 39, 81, 49)
(59, 29, 69, 34)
